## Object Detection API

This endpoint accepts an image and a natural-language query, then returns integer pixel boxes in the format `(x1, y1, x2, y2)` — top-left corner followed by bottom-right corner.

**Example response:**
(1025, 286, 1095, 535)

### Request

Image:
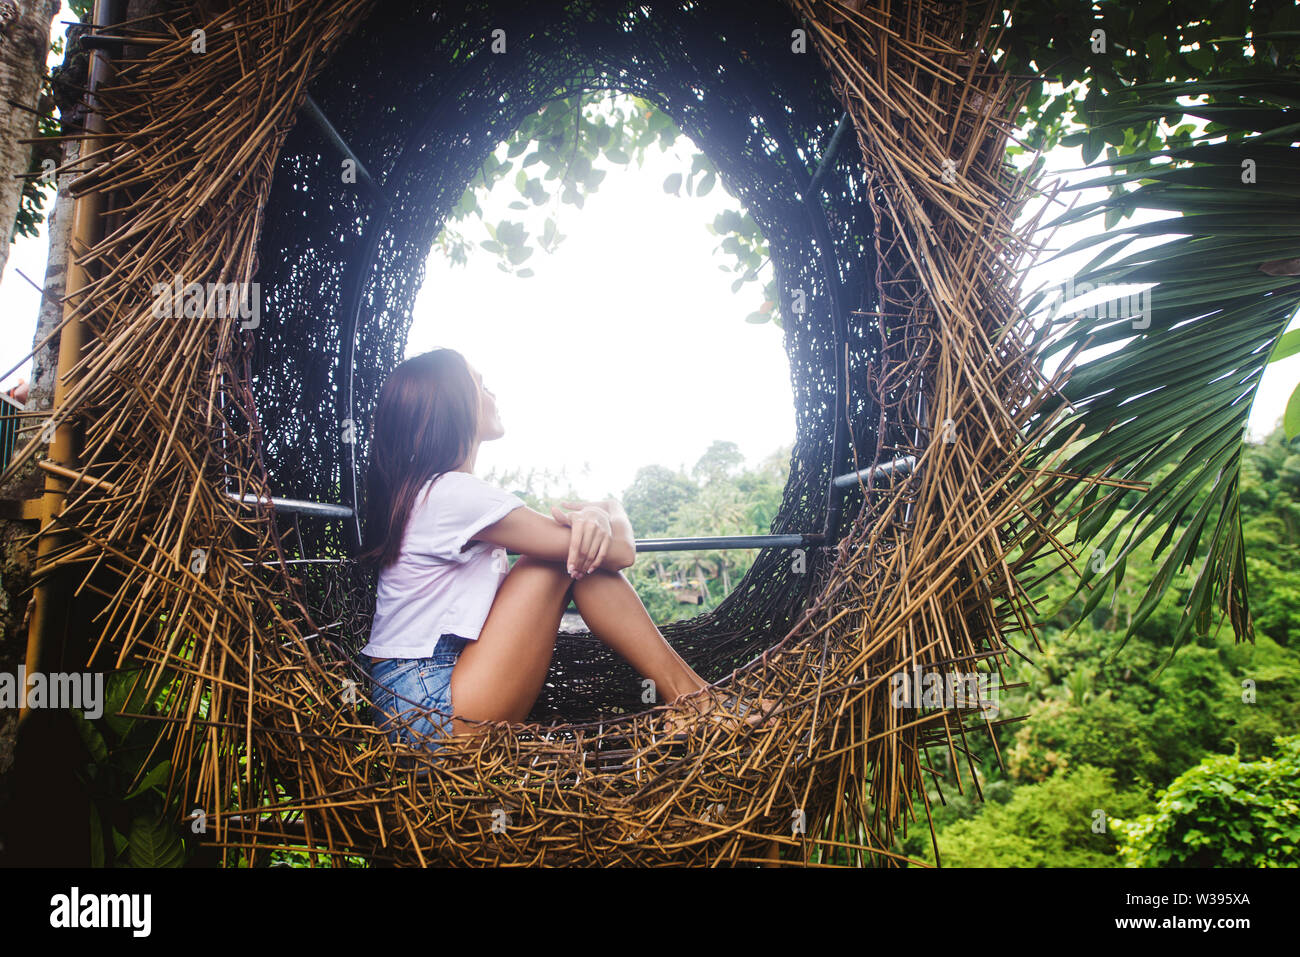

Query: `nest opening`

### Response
(250, 0, 886, 726)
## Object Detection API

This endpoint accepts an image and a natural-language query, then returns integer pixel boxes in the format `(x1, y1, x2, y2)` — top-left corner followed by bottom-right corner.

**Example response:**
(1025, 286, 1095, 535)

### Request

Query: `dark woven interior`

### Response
(248, 0, 901, 723)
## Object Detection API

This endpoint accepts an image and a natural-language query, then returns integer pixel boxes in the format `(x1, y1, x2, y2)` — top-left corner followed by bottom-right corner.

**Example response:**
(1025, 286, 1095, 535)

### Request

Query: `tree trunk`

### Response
(25, 133, 74, 409)
(0, 0, 60, 284)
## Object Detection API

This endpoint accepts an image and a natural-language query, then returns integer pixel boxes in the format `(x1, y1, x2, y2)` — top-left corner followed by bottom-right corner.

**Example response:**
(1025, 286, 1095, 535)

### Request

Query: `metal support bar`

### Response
(293, 94, 394, 552)
(227, 492, 354, 520)
(633, 533, 824, 553)
(77, 34, 128, 53)
(832, 454, 916, 488)
(806, 111, 853, 201)
(231, 449, 916, 552)
(300, 93, 386, 202)
(800, 112, 854, 546)
(337, 209, 387, 554)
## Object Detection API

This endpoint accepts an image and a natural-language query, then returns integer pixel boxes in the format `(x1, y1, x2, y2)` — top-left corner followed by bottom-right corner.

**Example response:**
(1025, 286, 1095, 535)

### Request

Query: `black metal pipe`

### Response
(832, 454, 916, 489)
(336, 209, 387, 553)
(239, 444, 918, 550)
(631, 533, 824, 553)
(227, 492, 354, 520)
(77, 34, 126, 54)
(301, 94, 386, 202)
(806, 111, 852, 201)
(801, 117, 853, 546)
(759, 109, 854, 548)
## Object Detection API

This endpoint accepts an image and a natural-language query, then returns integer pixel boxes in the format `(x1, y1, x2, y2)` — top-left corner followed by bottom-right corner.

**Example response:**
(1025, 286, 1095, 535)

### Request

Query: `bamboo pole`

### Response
(19, 0, 116, 726)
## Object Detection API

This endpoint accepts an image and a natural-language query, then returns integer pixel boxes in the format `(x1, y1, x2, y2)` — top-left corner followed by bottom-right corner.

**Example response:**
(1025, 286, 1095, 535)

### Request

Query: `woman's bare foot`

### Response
(660, 686, 779, 737)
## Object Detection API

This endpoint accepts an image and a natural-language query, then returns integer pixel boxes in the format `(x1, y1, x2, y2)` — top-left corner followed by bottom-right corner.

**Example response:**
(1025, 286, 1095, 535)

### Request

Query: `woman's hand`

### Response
(550, 503, 613, 578)
(556, 498, 614, 514)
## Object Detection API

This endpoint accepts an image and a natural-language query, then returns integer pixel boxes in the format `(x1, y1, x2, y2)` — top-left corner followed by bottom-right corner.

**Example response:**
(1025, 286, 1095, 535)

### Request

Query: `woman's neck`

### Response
(453, 442, 480, 474)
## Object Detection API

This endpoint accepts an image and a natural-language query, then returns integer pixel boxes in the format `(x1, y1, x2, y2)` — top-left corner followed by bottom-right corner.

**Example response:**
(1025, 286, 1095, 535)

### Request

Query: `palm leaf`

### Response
(1024, 73, 1300, 661)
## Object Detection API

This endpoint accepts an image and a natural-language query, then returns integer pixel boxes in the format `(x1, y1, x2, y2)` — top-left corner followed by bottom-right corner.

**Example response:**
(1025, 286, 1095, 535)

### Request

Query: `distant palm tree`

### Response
(667, 482, 753, 600)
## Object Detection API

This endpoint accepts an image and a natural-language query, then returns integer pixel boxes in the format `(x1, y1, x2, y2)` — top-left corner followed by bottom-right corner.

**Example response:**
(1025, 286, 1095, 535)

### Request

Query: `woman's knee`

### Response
(509, 554, 575, 592)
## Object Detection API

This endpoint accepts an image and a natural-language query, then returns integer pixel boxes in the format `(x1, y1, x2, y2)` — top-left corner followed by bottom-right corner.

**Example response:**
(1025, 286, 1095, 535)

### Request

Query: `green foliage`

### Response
(649, 442, 787, 618)
(1112, 735, 1300, 867)
(423, 8, 1300, 344)
(623, 465, 699, 538)
(691, 439, 744, 484)
(990, 2, 1300, 198)
(1000, 509, 1300, 794)
(920, 765, 1150, 867)
(1239, 429, 1300, 643)
(1219, 635, 1300, 760)
(228, 845, 368, 868)
(74, 669, 192, 867)
(1022, 71, 1300, 655)
(1010, 695, 1165, 787)
(432, 90, 792, 325)
(905, 429, 1300, 865)
(125, 813, 186, 868)
(12, 6, 80, 244)
(10, 2, 93, 239)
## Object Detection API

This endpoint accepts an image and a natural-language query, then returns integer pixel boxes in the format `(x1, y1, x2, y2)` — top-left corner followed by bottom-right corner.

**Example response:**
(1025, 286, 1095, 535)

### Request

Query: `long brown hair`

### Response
(359, 349, 479, 570)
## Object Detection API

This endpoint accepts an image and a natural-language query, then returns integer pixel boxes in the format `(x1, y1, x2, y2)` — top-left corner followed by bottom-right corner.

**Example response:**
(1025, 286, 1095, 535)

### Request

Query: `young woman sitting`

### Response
(359, 348, 775, 755)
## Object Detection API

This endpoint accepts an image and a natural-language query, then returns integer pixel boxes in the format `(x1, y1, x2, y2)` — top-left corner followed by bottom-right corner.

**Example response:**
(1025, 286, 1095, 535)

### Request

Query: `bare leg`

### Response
(449, 555, 573, 732)
(567, 567, 709, 704)
(451, 560, 775, 738)
(569, 568, 777, 730)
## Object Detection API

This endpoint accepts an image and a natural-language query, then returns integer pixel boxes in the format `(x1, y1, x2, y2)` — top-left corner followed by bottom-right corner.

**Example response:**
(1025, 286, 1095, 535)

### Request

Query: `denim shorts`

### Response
(367, 633, 469, 757)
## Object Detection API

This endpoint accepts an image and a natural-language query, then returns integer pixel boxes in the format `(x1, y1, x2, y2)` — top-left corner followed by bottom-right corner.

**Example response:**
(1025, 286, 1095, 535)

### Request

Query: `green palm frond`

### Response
(1024, 73, 1300, 662)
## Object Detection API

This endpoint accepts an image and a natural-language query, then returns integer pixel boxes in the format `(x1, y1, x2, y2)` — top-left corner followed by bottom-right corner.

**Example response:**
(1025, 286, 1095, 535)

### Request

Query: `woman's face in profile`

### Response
(469, 363, 504, 441)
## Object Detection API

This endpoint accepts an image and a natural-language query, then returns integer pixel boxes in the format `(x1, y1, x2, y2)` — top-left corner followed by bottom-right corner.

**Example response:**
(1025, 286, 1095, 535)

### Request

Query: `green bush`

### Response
(1112, 734, 1300, 867)
(926, 765, 1150, 867)
(1008, 695, 1164, 787)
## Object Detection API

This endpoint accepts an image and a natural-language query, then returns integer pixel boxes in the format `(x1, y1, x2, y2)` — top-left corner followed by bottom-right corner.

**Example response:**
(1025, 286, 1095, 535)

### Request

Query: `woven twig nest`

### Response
(7, 0, 1093, 866)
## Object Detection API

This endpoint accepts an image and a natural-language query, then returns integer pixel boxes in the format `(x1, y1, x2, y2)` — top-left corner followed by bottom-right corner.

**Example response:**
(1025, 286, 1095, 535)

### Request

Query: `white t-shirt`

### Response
(361, 470, 527, 659)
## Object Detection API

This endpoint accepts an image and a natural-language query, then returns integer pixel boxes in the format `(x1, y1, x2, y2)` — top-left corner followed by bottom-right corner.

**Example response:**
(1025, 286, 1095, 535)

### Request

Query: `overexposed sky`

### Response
(2, 15, 1296, 505)
(406, 131, 789, 498)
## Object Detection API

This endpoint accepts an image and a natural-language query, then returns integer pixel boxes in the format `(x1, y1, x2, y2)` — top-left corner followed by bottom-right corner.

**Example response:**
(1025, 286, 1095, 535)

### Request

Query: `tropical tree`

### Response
(623, 464, 699, 538)
(1023, 66, 1300, 658)
(665, 480, 755, 599)
(0, 0, 60, 280)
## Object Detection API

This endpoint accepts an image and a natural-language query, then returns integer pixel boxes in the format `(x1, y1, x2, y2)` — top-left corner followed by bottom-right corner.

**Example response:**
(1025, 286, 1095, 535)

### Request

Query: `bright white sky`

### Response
(2, 8, 1296, 502)
(405, 131, 790, 498)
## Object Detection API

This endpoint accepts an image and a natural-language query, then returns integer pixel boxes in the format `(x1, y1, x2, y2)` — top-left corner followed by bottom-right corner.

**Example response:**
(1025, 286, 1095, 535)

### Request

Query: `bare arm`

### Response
(555, 499, 637, 566)
(469, 502, 635, 573)
(601, 499, 636, 565)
